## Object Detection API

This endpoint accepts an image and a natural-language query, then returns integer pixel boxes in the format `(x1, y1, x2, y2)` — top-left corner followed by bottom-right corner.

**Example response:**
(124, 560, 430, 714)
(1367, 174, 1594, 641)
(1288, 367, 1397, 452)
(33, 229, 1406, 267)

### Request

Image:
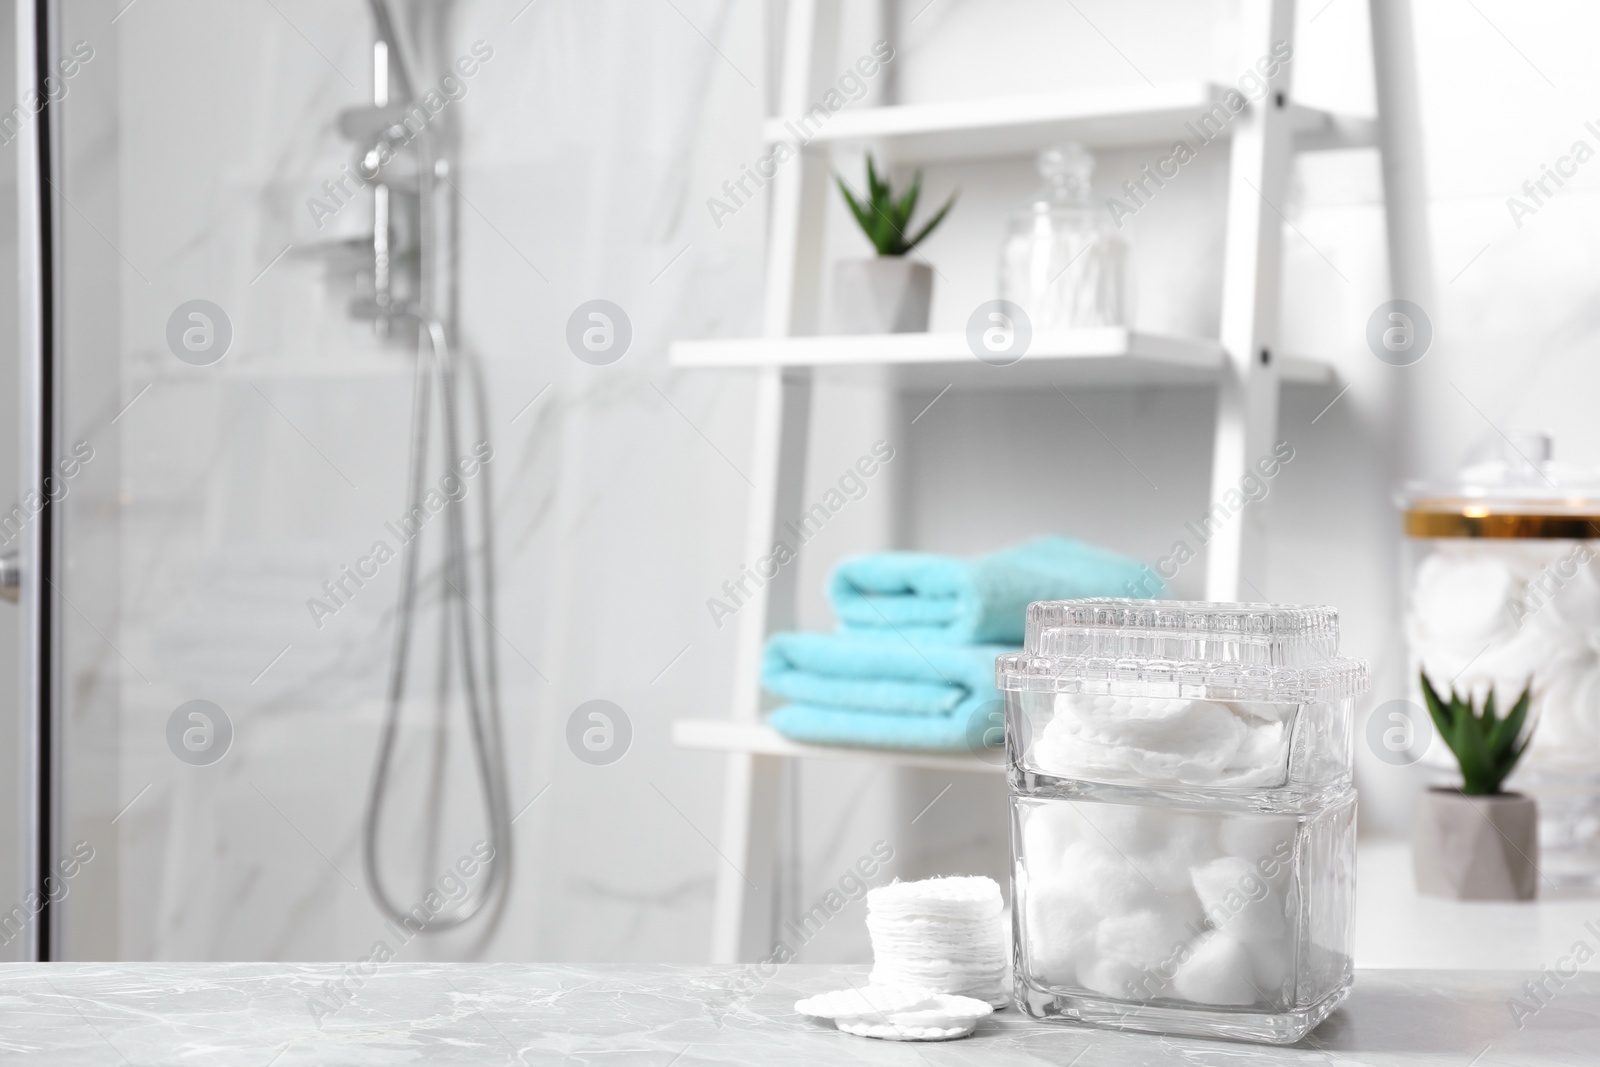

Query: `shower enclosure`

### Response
(4, 0, 537, 962)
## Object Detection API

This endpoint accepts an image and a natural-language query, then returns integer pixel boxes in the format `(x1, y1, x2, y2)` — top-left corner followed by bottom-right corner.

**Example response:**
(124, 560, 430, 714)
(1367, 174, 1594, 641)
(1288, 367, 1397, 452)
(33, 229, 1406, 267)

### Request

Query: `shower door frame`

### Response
(12, 0, 57, 963)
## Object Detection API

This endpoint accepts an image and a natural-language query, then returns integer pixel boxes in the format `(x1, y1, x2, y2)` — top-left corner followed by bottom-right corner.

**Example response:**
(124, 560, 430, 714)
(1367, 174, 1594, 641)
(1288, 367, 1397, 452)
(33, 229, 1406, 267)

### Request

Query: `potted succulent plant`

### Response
(1412, 673, 1539, 901)
(831, 153, 956, 334)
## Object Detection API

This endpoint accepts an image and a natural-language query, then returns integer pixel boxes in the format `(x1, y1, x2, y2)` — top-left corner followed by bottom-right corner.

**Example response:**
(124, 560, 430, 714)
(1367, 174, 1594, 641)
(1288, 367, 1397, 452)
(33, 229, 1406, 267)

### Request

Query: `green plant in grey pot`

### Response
(831, 153, 956, 334)
(1412, 673, 1539, 900)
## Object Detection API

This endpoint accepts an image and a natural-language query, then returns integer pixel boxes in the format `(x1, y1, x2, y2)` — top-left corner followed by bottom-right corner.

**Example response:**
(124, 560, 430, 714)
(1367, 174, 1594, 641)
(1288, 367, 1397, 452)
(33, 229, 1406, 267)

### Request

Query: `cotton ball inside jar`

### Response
(1132, 810, 1222, 894)
(1476, 606, 1585, 685)
(1410, 549, 1520, 655)
(1072, 801, 1160, 855)
(1058, 840, 1164, 915)
(1172, 933, 1260, 1007)
(1095, 906, 1197, 976)
(1248, 934, 1292, 999)
(1546, 549, 1600, 639)
(1020, 802, 1082, 881)
(1192, 856, 1289, 947)
(1076, 955, 1153, 1002)
(1532, 657, 1600, 762)
(1218, 815, 1298, 875)
(1022, 878, 1101, 985)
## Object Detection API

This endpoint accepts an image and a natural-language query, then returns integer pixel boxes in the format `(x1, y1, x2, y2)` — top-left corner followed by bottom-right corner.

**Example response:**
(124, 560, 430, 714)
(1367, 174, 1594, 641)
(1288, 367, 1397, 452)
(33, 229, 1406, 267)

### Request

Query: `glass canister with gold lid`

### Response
(1399, 431, 1600, 886)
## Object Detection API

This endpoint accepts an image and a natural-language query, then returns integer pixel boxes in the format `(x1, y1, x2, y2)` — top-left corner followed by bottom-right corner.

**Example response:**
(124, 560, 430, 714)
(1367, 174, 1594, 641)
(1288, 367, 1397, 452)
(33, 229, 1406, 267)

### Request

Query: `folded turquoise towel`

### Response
(828, 535, 1156, 645)
(762, 632, 1011, 751)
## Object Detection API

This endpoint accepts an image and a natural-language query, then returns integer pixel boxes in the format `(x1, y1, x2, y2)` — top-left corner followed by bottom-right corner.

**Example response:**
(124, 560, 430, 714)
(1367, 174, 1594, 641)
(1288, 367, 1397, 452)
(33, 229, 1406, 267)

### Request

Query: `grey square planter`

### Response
(830, 258, 932, 334)
(1412, 787, 1539, 901)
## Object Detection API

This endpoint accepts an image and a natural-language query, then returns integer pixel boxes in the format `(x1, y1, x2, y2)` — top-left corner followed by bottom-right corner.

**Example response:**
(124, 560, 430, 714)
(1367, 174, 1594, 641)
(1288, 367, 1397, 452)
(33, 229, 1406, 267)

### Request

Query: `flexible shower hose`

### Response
(361, 310, 512, 934)
(358, 0, 512, 936)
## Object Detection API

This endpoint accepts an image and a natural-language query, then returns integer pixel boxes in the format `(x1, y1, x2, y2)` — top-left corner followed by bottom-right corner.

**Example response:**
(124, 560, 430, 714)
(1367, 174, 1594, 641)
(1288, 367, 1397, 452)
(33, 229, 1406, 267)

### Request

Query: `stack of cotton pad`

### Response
(1034, 694, 1291, 787)
(865, 876, 1009, 1007)
(795, 984, 993, 1041)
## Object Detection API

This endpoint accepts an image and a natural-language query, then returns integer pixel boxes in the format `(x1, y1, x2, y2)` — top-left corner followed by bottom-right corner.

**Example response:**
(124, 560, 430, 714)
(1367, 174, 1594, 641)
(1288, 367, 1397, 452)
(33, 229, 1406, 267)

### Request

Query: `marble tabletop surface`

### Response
(0, 963, 1590, 1065)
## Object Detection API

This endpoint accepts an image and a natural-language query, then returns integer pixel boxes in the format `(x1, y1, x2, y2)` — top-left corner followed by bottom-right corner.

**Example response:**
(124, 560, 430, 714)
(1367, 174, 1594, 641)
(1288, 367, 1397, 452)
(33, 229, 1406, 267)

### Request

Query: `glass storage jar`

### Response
(997, 142, 1126, 329)
(1399, 431, 1600, 887)
(999, 599, 1366, 1044)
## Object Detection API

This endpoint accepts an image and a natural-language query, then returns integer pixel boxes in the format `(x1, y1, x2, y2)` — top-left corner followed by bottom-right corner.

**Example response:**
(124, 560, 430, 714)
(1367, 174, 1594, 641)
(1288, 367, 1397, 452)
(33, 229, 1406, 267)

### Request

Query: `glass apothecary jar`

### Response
(1399, 432, 1600, 887)
(998, 143, 1126, 329)
(999, 599, 1367, 1044)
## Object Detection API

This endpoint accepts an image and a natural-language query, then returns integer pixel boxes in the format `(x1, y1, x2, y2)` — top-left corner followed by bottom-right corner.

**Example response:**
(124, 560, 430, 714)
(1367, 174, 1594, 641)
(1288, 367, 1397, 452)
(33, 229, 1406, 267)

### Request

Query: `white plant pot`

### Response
(831, 258, 932, 334)
(1412, 787, 1539, 901)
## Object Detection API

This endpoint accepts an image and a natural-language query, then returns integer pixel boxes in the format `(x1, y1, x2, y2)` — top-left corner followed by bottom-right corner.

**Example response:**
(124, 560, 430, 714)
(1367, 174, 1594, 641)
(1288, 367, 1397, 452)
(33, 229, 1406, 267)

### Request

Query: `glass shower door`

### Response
(0, 0, 30, 964)
(39, 0, 514, 961)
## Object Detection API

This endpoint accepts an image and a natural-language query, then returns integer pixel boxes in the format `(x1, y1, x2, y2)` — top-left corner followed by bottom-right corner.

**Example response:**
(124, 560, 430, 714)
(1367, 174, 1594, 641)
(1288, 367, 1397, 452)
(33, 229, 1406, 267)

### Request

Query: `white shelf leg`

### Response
(1205, 0, 1296, 602)
(707, 0, 838, 962)
(1368, 0, 1438, 479)
(709, 368, 812, 962)
(709, 752, 783, 962)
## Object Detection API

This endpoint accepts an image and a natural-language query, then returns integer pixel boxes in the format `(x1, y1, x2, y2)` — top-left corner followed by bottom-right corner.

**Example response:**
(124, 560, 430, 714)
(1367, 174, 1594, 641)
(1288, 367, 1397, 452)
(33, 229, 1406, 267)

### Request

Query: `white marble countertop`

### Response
(0, 963, 1590, 1065)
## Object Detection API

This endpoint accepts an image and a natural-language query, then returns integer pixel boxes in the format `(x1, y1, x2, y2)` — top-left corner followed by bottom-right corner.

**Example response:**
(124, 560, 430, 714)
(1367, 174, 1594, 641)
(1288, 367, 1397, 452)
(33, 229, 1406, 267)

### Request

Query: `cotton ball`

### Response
(1095, 908, 1196, 981)
(1076, 954, 1155, 1002)
(1471, 611, 1577, 697)
(1218, 815, 1298, 874)
(1538, 657, 1600, 757)
(1021, 803, 1082, 880)
(1073, 802, 1159, 854)
(1248, 935, 1292, 999)
(1192, 856, 1287, 946)
(1059, 840, 1163, 912)
(1155, 889, 1204, 936)
(1411, 550, 1519, 653)
(1547, 553, 1600, 636)
(1135, 811, 1221, 893)
(1172, 933, 1260, 1006)
(1023, 878, 1100, 985)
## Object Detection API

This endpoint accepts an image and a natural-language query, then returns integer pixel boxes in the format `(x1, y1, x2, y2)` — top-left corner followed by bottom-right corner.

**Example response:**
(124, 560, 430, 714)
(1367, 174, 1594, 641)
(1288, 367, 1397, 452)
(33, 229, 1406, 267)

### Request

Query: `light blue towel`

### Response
(828, 535, 1156, 645)
(762, 632, 1011, 751)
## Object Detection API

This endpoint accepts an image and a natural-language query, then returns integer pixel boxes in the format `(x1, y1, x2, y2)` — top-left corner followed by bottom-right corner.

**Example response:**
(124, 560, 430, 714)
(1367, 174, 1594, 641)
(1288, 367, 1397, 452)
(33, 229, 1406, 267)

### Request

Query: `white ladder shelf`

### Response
(668, 0, 1427, 962)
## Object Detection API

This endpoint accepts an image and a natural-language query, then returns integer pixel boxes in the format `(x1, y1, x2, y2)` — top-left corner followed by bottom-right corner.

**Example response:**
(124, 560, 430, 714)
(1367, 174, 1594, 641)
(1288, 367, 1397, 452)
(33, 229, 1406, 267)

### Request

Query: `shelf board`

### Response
(672, 719, 1003, 774)
(670, 330, 1336, 391)
(765, 83, 1375, 164)
(1278, 354, 1336, 386)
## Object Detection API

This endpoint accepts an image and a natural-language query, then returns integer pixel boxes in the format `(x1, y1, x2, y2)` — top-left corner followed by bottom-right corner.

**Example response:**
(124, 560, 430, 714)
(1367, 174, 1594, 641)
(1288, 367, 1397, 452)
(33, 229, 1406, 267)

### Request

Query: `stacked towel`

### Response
(763, 633, 1010, 751)
(764, 536, 1157, 751)
(829, 536, 1152, 645)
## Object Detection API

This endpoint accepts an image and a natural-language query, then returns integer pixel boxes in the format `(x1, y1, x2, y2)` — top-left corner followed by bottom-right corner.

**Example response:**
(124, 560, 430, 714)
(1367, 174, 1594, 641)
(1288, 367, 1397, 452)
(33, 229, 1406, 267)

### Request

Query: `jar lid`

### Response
(1399, 430, 1600, 538)
(995, 598, 1369, 702)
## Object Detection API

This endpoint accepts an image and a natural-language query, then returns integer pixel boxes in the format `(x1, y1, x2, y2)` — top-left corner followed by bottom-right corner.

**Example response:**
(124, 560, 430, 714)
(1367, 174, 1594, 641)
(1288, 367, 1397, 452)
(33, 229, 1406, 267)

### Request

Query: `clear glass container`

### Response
(999, 599, 1367, 1044)
(1398, 431, 1600, 887)
(998, 143, 1126, 329)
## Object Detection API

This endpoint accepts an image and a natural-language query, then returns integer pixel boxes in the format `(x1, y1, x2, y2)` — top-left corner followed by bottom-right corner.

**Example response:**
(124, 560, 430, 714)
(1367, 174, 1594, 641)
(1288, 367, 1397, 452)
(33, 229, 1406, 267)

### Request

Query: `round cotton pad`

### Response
(884, 994, 994, 1028)
(794, 983, 936, 1021)
(835, 1017, 973, 1041)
